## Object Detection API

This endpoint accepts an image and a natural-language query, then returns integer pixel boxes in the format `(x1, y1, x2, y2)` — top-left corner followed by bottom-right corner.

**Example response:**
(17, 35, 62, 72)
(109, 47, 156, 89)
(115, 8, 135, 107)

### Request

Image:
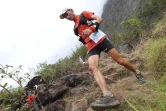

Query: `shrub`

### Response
(138, 0, 166, 28)
(35, 45, 88, 83)
(143, 38, 166, 73)
(121, 18, 142, 40)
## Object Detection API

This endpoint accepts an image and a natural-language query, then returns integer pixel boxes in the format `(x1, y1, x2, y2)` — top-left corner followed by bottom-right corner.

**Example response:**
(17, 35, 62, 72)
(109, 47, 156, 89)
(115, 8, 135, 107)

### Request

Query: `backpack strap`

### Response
(73, 13, 93, 44)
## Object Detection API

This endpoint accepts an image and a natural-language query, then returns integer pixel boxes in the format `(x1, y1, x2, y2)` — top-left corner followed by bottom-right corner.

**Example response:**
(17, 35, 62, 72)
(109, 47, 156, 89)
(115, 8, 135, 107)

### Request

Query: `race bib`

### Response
(89, 30, 106, 43)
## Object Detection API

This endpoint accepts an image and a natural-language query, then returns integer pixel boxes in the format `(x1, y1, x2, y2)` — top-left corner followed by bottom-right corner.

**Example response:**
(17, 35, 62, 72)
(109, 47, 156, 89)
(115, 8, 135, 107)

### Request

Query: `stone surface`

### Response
(37, 84, 68, 107)
(71, 98, 88, 111)
(57, 74, 88, 87)
(40, 100, 65, 111)
(100, 0, 147, 37)
(37, 74, 89, 107)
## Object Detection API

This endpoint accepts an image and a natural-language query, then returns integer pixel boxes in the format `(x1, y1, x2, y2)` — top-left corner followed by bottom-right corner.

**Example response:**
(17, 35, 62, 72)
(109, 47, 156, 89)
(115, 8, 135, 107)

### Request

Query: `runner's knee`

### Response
(116, 58, 125, 65)
(89, 64, 98, 72)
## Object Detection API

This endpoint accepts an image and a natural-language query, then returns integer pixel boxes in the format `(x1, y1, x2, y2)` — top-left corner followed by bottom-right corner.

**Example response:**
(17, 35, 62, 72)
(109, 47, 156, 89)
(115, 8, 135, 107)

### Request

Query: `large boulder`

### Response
(37, 84, 68, 107)
(40, 100, 66, 111)
(37, 74, 89, 107)
(57, 74, 88, 87)
(65, 98, 88, 111)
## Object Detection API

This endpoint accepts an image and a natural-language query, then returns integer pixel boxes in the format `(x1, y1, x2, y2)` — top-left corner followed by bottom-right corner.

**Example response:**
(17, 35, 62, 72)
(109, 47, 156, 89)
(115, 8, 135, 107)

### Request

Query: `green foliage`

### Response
(121, 19, 142, 34)
(0, 65, 33, 111)
(111, 18, 143, 47)
(0, 87, 24, 99)
(16, 103, 31, 111)
(35, 45, 87, 83)
(0, 65, 31, 89)
(126, 75, 166, 111)
(70, 45, 87, 61)
(144, 38, 166, 72)
(111, 0, 166, 47)
(111, 33, 124, 47)
(121, 18, 142, 40)
(152, 13, 166, 38)
(0, 87, 26, 111)
(138, 0, 166, 28)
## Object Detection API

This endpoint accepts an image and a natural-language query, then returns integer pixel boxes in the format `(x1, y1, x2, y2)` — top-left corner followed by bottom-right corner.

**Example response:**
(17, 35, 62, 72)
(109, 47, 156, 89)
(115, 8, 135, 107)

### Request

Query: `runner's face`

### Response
(63, 10, 75, 20)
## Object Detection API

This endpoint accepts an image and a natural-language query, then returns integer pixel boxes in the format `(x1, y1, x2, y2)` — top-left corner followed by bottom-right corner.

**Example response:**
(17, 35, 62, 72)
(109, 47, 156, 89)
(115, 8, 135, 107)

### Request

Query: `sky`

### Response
(0, 0, 107, 88)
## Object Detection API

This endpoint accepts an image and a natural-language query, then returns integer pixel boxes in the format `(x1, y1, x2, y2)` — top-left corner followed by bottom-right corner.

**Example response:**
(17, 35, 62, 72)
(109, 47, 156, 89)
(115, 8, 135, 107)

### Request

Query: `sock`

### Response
(103, 91, 113, 97)
(135, 69, 141, 75)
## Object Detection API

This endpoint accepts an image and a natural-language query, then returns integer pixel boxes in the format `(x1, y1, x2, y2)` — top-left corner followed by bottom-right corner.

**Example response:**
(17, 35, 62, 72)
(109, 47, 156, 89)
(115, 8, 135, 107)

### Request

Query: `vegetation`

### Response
(144, 38, 166, 73)
(138, 0, 166, 28)
(35, 45, 87, 82)
(0, 65, 31, 110)
(108, 1, 166, 110)
(111, 0, 166, 47)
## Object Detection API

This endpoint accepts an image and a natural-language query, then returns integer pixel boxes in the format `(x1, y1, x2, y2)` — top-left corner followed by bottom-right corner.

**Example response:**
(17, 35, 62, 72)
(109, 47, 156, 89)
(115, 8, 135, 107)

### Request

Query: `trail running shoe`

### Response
(90, 96, 120, 111)
(136, 72, 146, 84)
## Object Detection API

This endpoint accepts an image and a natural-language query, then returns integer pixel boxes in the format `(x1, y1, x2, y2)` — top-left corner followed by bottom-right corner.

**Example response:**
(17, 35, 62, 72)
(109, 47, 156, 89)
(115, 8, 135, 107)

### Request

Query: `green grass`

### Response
(105, 74, 166, 111)
(35, 45, 87, 82)
(126, 75, 166, 111)
(143, 38, 166, 73)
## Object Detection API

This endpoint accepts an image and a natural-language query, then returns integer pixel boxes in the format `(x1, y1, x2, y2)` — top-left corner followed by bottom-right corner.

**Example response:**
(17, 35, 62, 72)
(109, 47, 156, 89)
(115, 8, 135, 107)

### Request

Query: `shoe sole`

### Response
(91, 101, 120, 111)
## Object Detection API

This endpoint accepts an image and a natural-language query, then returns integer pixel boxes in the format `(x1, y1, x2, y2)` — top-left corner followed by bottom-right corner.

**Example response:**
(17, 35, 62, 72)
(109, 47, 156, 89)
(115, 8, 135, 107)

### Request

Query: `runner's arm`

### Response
(91, 14, 103, 24)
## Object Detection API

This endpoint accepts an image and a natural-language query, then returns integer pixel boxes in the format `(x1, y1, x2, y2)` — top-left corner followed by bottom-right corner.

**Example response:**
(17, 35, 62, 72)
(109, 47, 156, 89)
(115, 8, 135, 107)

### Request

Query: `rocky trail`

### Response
(38, 41, 152, 111)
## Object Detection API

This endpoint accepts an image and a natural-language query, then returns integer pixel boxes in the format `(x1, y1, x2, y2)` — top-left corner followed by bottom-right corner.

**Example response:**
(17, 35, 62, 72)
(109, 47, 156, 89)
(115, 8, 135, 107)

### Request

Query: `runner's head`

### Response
(59, 8, 75, 21)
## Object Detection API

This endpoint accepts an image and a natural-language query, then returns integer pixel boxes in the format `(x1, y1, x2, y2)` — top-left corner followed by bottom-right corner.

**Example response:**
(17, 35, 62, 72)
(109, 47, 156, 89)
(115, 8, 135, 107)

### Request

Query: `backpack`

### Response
(73, 13, 94, 44)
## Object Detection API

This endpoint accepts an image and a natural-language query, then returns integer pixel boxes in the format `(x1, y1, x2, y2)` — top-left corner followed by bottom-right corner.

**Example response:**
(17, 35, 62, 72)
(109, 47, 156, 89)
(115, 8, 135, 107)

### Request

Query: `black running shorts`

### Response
(87, 38, 114, 58)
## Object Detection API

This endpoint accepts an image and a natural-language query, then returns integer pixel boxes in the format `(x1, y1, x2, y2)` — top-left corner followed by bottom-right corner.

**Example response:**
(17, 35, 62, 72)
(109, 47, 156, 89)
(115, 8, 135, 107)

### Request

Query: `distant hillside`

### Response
(100, 0, 148, 38)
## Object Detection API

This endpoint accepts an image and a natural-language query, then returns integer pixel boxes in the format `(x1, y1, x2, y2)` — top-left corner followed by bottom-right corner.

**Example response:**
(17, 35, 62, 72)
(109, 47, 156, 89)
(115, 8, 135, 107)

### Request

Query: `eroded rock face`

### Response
(71, 98, 88, 111)
(40, 100, 66, 111)
(100, 0, 147, 37)
(68, 87, 90, 98)
(37, 74, 89, 107)
(118, 43, 133, 54)
(37, 84, 68, 107)
(57, 74, 88, 87)
(65, 98, 88, 111)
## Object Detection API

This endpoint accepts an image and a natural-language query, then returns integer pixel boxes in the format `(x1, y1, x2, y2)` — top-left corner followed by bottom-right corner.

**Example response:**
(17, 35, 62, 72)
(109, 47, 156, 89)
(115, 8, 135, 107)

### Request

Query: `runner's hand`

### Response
(82, 29, 92, 38)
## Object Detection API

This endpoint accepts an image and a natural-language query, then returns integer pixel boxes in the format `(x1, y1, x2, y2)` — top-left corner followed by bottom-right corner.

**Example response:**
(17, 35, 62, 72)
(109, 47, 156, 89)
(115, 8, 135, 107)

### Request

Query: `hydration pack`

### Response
(74, 13, 94, 44)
